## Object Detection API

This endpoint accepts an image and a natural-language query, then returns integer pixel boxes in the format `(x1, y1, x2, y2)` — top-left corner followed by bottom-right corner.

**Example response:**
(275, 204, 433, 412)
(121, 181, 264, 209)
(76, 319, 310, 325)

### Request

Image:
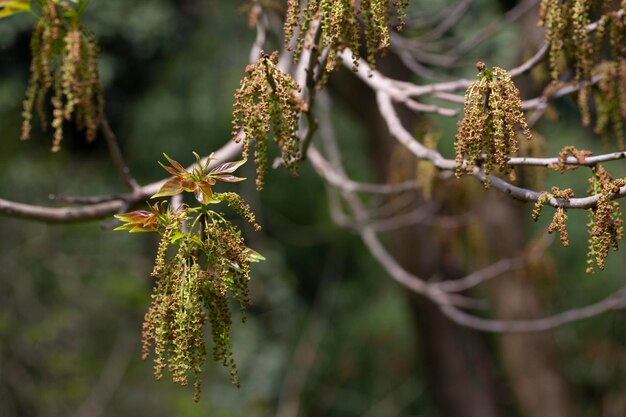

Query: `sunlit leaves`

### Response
(152, 153, 245, 205)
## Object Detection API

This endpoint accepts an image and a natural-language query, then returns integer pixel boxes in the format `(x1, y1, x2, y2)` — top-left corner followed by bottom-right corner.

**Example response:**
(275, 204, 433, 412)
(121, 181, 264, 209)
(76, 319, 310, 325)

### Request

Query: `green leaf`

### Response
(224, 259, 243, 273)
(152, 177, 185, 198)
(170, 231, 187, 243)
(113, 223, 135, 232)
(244, 248, 265, 262)
(114, 210, 153, 224)
(113, 223, 155, 233)
(0, 1, 31, 18)
(114, 210, 159, 232)
(129, 225, 156, 233)
(76, 0, 92, 15)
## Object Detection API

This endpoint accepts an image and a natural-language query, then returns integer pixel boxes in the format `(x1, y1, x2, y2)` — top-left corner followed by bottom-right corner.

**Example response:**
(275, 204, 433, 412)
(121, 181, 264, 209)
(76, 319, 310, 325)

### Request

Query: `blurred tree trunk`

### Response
(330, 60, 505, 417)
(479, 193, 580, 417)
(330, 32, 578, 413)
(478, 2, 581, 414)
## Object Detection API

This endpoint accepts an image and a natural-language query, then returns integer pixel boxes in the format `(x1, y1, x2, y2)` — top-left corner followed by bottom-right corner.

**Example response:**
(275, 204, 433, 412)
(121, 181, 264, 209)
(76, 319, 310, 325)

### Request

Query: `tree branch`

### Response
(0, 140, 242, 223)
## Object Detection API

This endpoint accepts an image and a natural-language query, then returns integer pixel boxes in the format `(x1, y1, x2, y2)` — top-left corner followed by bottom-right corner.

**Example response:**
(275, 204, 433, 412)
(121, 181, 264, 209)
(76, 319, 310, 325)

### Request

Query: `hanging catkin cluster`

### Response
(593, 59, 626, 147)
(284, 0, 407, 72)
(142, 218, 254, 401)
(115, 154, 264, 401)
(538, 0, 625, 145)
(21, 0, 103, 151)
(454, 63, 532, 184)
(586, 166, 625, 273)
(232, 51, 306, 190)
(532, 187, 575, 247)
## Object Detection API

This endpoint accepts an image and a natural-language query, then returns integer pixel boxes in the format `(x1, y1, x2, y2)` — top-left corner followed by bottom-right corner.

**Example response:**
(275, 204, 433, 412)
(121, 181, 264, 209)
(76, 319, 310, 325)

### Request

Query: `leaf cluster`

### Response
(115, 154, 263, 400)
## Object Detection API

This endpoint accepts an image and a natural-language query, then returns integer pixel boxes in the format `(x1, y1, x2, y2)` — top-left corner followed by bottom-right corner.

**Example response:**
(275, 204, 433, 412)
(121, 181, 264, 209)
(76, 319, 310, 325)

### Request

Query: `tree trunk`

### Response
(330, 60, 505, 417)
(329, 36, 579, 413)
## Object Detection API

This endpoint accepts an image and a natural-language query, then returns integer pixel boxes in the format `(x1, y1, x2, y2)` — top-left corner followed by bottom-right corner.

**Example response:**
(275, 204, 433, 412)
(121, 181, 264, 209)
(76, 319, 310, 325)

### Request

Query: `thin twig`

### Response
(100, 118, 139, 192)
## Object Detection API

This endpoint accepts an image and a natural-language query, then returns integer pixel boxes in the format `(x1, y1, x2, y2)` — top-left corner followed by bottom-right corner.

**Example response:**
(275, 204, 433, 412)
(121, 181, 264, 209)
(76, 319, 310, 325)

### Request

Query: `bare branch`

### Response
(100, 118, 139, 192)
(0, 140, 242, 223)
(375, 91, 626, 210)
(249, 3, 269, 64)
(306, 105, 626, 333)
(433, 258, 524, 293)
(450, 0, 540, 57)
(0, 197, 127, 223)
(508, 151, 626, 167)
(439, 288, 626, 332)
(419, 0, 472, 42)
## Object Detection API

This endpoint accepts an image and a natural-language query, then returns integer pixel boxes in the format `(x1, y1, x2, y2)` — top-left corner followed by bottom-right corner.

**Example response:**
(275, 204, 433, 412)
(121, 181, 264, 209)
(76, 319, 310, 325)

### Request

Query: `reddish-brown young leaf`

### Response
(212, 174, 246, 183)
(181, 179, 198, 191)
(114, 210, 159, 232)
(210, 159, 246, 175)
(163, 154, 188, 175)
(152, 177, 185, 198)
(194, 180, 213, 205)
(159, 162, 186, 178)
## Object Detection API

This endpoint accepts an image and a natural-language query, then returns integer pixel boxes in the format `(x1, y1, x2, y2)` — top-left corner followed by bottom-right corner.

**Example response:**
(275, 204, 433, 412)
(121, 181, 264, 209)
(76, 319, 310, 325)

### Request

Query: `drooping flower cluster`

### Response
(115, 154, 264, 401)
(548, 146, 593, 173)
(21, 0, 103, 151)
(538, 0, 625, 144)
(538, 0, 567, 81)
(284, 0, 407, 72)
(593, 59, 626, 147)
(533, 187, 575, 247)
(586, 166, 625, 273)
(232, 51, 306, 190)
(454, 63, 532, 184)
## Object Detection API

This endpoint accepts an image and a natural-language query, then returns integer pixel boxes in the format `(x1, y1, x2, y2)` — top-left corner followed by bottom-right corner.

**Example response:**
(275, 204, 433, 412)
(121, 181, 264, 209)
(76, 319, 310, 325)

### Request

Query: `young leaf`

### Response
(152, 178, 185, 198)
(114, 210, 159, 232)
(210, 159, 247, 176)
(193, 180, 213, 205)
(162, 154, 188, 175)
(244, 248, 266, 262)
(212, 174, 246, 183)
(158, 161, 185, 178)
